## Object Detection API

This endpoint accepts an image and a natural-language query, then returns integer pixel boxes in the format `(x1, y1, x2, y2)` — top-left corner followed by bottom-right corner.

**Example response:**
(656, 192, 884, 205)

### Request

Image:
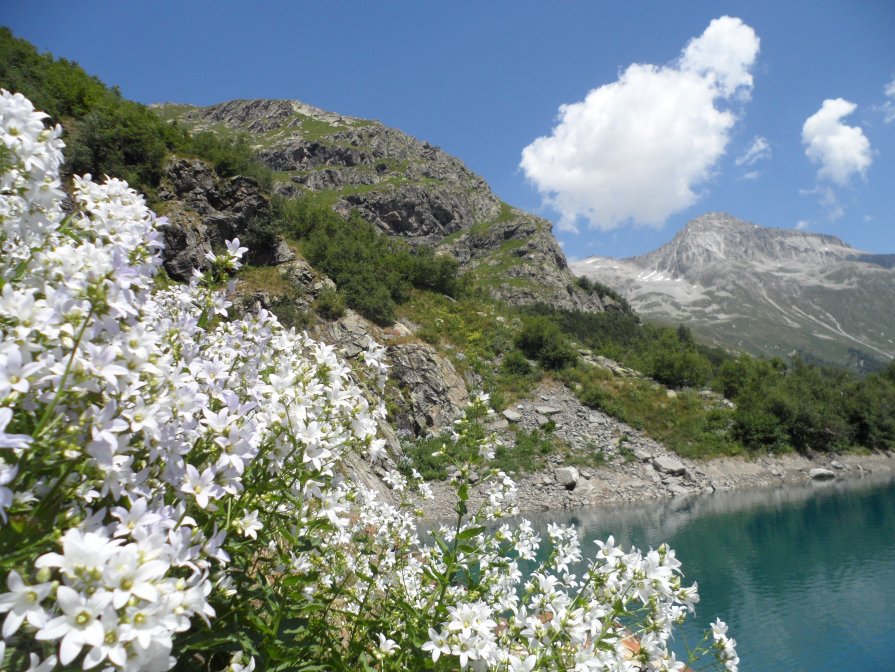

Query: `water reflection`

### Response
(513, 472, 895, 671)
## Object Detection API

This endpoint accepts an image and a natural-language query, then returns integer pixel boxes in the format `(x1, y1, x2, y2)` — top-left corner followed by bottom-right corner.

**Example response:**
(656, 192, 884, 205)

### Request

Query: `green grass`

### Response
(398, 291, 540, 410)
(492, 429, 556, 474)
(565, 366, 741, 459)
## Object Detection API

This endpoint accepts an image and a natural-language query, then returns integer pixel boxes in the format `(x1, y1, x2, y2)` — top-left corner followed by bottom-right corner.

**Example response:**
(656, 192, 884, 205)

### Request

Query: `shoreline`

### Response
(419, 449, 895, 520)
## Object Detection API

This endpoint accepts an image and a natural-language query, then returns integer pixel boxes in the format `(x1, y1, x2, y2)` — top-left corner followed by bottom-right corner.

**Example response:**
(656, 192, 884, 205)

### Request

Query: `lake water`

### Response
(518, 473, 895, 671)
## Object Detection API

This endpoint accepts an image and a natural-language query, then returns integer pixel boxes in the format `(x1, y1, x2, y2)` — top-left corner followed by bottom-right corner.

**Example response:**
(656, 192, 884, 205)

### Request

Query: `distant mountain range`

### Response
(571, 213, 895, 372)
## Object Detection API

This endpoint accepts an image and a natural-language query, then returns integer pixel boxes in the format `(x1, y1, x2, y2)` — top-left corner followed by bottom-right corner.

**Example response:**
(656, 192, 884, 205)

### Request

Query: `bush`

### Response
(492, 429, 554, 473)
(281, 199, 462, 325)
(313, 286, 346, 320)
(501, 349, 533, 376)
(515, 315, 578, 370)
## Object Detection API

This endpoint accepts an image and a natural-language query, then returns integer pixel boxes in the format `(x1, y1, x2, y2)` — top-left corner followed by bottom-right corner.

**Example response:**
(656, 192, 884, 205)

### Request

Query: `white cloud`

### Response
(742, 170, 761, 180)
(800, 185, 845, 221)
(795, 220, 810, 230)
(520, 16, 760, 231)
(801, 98, 872, 185)
(884, 76, 895, 123)
(736, 136, 771, 166)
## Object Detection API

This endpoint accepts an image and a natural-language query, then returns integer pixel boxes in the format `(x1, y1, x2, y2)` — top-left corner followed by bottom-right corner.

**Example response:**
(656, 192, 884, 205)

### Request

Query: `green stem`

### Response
(34, 305, 95, 438)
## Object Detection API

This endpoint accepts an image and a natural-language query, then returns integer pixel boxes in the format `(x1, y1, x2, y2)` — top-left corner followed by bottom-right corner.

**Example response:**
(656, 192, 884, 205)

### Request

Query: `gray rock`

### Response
(653, 456, 687, 476)
(535, 414, 552, 428)
(388, 343, 469, 434)
(502, 409, 523, 423)
(632, 447, 653, 462)
(809, 468, 837, 481)
(442, 213, 606, 314)
(535, 406, 561, 416)
(830, 460, 845, 470)
(668, 484, 690, 497)
(159, 157, 290, 280)
(313, 310, 375, 358)
(554, 466, 579, 490)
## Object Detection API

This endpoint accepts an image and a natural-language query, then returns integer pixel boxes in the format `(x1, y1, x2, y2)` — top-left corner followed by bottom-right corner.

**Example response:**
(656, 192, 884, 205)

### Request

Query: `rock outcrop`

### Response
(336, 183, 499, 241)
(443, 210, 607, 312)
(159, 158, 292, 279)
(159, 99, 607, 316)
(387, 343, 469, 434)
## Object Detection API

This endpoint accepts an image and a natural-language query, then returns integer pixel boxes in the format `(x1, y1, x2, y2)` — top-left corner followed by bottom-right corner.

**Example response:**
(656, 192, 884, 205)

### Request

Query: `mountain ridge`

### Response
(157, 97, 613, 313)
(573, 212, 895, 371)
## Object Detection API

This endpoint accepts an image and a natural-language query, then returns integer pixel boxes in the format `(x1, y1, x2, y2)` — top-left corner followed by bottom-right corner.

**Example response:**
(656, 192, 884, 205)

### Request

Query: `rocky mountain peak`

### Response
(571, 212, 895, 371)
(158, 97, 608, 314)
(637, 212, 857, 278)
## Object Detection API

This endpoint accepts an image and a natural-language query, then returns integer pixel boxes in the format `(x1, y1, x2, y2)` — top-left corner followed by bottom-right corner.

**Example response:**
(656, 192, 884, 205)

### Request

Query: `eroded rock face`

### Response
(388, 343, 469, 435)
(337, 183, 500, 241)
(313, 310, 375, 359)
(159, 158, 289, 279)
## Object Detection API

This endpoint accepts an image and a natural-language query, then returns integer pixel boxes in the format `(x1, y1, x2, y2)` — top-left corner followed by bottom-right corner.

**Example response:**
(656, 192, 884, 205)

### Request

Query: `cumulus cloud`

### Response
(795, 220, 810, 231)
(735, 136, 771, 166)
(801, 98, 872, 185)
(520, 16, 760, 231)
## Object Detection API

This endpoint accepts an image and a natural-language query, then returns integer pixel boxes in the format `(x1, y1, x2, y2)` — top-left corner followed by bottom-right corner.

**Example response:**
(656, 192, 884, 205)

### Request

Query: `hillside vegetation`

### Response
(3, 27, 894, 464)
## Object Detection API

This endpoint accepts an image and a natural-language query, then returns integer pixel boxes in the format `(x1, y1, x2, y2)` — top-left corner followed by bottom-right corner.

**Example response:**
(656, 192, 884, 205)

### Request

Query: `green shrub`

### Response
(280, 199, 462, 325)
(313, 287, 346, 320)
(400, 434, 455, 480)
(492, 429, 554, 473)
(515, 315, 578, 370)
(501, 349, 533, 376)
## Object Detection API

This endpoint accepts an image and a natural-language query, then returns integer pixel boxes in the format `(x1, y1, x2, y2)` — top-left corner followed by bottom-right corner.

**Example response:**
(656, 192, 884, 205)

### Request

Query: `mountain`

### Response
(571, 212, 895, 371)
(155, 98, 614, 313)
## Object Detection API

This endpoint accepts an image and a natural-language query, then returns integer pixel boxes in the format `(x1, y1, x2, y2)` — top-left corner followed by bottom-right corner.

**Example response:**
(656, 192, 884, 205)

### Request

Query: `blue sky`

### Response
(4, 1, 895, 259)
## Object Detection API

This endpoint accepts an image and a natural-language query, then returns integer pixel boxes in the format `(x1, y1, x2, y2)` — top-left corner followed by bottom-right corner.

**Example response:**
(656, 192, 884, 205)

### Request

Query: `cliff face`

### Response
(572, 212, 895, 371)
(160, 98, 604, 313)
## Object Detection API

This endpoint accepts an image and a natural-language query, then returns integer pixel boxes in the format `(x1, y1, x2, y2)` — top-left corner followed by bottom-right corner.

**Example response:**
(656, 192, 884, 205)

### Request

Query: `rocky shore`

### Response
(417, 380, 895, 519)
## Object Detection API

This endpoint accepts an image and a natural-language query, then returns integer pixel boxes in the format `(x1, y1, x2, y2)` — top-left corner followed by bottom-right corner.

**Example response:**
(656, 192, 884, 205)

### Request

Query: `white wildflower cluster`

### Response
(0, 90, 385, 670)
(712, 618, 740, 672)
(0, 91, 737, 672)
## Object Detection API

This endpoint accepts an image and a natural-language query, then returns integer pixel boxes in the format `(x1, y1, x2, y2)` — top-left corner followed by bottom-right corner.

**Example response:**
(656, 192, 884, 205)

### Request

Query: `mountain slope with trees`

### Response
(3, 27, 894, 468)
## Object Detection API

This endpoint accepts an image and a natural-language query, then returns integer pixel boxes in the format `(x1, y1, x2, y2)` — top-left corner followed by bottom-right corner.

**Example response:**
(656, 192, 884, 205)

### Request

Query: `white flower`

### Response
(0, 407, 32, 450)
(227, 652, 256, 672)
(421, 627, 451, 662)
(234, 509, 263, 539)
(0, 460, 17, 523)
(375, 632, 399, 658)
(35, 586, 111, 665)
(181, 464, 224, 509)
(0, 570, 53, 637)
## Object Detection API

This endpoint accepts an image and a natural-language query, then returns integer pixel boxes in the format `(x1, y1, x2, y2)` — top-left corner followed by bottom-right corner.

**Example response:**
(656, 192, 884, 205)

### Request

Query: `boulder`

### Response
(502, 409, 523, 423)
(554, 466, 579, 491)
(535, 405, 561, 416)
(809, 468, 836, 481)
(653, 456, 687, 476)
(632, 447, 653, 462)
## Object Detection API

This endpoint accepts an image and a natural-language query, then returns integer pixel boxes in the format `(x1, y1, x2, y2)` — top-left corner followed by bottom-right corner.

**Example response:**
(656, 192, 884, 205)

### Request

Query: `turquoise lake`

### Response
(519, 473, 895, 671)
